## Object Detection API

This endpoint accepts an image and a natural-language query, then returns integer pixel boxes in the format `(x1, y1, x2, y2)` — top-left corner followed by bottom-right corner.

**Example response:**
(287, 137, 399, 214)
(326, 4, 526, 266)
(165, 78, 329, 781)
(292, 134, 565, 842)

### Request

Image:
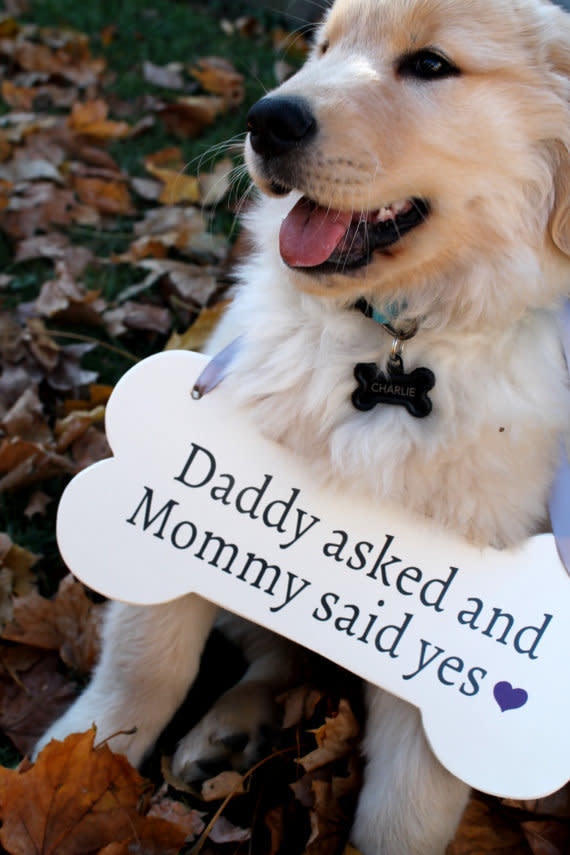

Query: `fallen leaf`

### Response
(208, 815, 250, 845)
(279, 684, 326, 729)
(522, 820, 570, 855)
(158, 95, 226, 139)
(2, 573, 104, 672)
(298, 699, 360, 772)
(137, 259, 219, 306)
(70, 424, 112, 470)
(306, 769, 360, 853)
(190, 56, 244, 106)
(0, 730, 187, 855)
(0, 647, 76, 755)
(143, 60, 185, 90)
(201, 770, 245, 801)
(54, 405, 105, 453)
(23, 490, 53, 518)
(503, 787, 570, 818)
(165, 301, 230, 353)
(1, 386, 52, 443)
(15, 232, 93, 277)
(198, 157, 233, 207)
(265, 805, 285, 855)
(68, 98, 130, 140)
(103, 300, 171, 337)
(34, 261, 106, 325)
(0, 533, 40, 594)
(447, 794, 529, 854)
(147, 794, 205, 842)
(73, 175, 134, 215)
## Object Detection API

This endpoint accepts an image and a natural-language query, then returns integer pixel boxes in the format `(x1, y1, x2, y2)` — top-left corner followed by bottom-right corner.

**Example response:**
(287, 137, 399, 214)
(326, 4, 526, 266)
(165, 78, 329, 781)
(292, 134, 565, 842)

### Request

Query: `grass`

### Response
(28, 0, 303, 173)
(0, 0, 310, 380)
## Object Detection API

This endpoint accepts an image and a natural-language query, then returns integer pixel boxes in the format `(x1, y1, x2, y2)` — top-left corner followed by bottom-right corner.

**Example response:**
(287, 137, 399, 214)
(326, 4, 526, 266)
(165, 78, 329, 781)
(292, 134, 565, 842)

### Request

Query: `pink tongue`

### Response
(279, 197, 352, 267)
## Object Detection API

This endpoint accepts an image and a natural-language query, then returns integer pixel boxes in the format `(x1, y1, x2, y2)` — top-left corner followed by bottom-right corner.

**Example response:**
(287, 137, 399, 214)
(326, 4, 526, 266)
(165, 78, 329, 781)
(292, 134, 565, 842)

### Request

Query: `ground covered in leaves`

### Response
(0, 1, 568, 853)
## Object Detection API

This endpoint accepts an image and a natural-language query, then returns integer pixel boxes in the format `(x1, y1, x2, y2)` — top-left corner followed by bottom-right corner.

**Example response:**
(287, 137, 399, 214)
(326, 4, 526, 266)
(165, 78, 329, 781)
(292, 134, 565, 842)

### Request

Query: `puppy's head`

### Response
(245, 0, 570, 324)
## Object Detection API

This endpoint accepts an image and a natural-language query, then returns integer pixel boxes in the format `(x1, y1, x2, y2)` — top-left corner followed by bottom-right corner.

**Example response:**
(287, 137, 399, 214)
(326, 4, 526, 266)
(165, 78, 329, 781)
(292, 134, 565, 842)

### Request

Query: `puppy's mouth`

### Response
(278, 195, 430, 273)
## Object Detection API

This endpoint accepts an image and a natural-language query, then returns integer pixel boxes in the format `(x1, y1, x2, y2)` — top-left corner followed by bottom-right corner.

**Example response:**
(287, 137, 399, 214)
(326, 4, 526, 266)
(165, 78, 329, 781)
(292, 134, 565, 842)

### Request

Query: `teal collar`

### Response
(354, 298, 417, 340)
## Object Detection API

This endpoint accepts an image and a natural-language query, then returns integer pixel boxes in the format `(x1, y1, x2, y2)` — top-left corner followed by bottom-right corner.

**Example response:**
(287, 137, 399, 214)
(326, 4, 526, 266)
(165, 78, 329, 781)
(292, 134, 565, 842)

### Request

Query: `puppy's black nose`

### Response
(247, 95, 316, 157)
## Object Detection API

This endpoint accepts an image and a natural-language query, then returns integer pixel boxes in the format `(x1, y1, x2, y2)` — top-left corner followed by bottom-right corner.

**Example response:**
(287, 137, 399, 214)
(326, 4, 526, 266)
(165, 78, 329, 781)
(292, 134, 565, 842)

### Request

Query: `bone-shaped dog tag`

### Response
(352, 356, 435, 417)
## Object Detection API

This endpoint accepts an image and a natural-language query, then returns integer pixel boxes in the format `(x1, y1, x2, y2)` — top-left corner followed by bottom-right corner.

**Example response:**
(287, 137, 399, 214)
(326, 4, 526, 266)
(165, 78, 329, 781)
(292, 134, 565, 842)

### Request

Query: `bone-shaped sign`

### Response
(56, 350, 570, 800)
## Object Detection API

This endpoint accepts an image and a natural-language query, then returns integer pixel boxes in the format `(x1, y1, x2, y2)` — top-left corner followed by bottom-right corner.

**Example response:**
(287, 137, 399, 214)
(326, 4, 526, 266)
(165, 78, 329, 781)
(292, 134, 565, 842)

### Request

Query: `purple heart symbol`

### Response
(493, 681, 528, 712)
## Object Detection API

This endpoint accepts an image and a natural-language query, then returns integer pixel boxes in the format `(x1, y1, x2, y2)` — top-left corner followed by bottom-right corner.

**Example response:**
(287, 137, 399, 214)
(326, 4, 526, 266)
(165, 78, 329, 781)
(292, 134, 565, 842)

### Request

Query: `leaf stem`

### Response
(48, 329, 140, 363)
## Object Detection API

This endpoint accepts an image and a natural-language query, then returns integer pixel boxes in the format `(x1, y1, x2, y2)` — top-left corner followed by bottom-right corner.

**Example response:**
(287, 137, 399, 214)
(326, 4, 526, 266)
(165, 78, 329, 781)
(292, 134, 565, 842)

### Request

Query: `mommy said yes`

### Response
(126, 442, 553, 698)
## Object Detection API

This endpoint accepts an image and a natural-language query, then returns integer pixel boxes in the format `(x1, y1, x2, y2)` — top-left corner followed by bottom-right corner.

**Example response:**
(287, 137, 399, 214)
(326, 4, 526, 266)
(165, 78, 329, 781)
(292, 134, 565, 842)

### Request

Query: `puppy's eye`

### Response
(398, 49, 459, 80)
(319, 39, 329, 56)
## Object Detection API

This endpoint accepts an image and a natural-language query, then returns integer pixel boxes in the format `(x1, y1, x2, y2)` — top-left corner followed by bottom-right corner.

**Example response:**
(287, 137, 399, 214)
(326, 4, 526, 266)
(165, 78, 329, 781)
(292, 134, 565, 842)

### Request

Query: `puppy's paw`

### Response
(171, 681, 279, 782)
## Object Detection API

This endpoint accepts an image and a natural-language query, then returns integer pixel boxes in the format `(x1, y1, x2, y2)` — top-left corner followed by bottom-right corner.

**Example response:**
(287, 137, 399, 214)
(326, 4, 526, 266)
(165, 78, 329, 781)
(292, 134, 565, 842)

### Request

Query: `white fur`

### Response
(38, 1, 570, 853)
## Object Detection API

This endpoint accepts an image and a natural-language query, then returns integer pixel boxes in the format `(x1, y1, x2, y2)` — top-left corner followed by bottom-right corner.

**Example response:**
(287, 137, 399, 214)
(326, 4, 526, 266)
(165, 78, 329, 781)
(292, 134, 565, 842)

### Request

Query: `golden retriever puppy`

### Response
(38, 1, 569, 853)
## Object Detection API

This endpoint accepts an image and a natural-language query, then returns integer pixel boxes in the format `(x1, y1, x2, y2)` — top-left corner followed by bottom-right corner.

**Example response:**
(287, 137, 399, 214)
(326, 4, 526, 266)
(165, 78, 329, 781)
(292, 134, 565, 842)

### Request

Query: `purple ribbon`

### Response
(191, 337, 243, 399)
(549, 299, 570, 575)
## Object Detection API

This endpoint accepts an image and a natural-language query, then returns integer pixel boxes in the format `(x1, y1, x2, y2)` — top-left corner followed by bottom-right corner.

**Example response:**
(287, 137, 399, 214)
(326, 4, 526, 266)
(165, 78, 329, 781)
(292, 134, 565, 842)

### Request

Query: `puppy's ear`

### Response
(551, 147, 570, 256)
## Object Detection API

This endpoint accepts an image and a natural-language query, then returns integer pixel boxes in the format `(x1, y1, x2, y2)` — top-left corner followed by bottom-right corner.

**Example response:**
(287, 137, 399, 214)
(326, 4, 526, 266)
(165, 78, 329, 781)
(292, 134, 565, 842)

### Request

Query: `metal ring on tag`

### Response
(391, 336, 404, 361)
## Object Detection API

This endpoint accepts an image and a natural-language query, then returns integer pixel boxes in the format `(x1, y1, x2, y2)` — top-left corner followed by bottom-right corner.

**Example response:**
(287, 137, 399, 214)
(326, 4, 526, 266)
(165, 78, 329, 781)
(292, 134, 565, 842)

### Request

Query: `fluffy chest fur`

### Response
(211, 221, 568, 550)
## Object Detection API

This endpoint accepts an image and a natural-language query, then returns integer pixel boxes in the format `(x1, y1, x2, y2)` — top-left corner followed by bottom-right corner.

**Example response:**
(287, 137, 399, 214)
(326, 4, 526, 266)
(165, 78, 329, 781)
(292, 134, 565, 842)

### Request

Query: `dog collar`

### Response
(353, 298, 418, 340)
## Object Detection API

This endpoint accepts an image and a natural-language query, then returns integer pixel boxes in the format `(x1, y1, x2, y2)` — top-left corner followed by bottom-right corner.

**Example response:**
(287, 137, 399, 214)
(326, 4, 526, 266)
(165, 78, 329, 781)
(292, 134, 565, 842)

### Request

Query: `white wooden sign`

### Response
(56, 350, 570, 800)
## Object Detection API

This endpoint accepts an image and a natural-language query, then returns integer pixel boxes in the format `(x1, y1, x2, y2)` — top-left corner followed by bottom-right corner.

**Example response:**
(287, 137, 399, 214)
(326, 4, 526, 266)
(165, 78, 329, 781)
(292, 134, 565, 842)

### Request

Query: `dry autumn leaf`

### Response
(298, 699, 360, 773)
(447, 794, 530, 854)
(165, 301, 231, 353)
(0, 647, 76, 755)
(306, 768, 361, 854)
(2, 573, 104, 673)
(190, 56, 244, 107)
(68, 99, 130, 140)
(73, 174, 134, 215)
(0, 730, 187, 855)
(201, 770, 245, 801)
(158, 95, 226, 139)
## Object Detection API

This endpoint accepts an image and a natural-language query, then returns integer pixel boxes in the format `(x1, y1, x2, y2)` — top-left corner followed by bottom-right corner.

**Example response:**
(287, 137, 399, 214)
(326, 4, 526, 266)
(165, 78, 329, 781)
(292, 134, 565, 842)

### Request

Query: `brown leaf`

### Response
(0, 647, 76, 755)
(103, 300, 171, 337)
(298, 699, 360, 772)
(165, 301, 230, 353)
(0, 533, 40, 595)
(522, 821, 570, 855)
(0, 730, 187, 855)
(0, 437, 76, 491)
(201, 770, 245, 801)
(68, 99, 130, 140)
(2, 573, 104, 672)
(73, 175, 134, 215)
(306, 770, 360, 854)
(148, 790, 204, 841)
(70, 424, 112, 471)
(23, 490, 53, 518)
(138, 259, 219, 306)
(208, 815, 250, 845)
(15, 233, 93, 277)
(264, 806, 285, 855)
(279, 684, 326, 729)
(447, 794, 530, 854)
(1, 386, 52, 443)
(190, 56, 244, 106)
(503, 787, 570, 819)
(198, 157, 233, 207)
(158, 95, 226, 139)
(55, 405, 105, 453)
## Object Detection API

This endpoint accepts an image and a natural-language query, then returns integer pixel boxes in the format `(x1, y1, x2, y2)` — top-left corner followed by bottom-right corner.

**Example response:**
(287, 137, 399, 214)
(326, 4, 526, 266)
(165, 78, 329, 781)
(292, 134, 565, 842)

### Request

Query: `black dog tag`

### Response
(352, 356, 435, 418)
